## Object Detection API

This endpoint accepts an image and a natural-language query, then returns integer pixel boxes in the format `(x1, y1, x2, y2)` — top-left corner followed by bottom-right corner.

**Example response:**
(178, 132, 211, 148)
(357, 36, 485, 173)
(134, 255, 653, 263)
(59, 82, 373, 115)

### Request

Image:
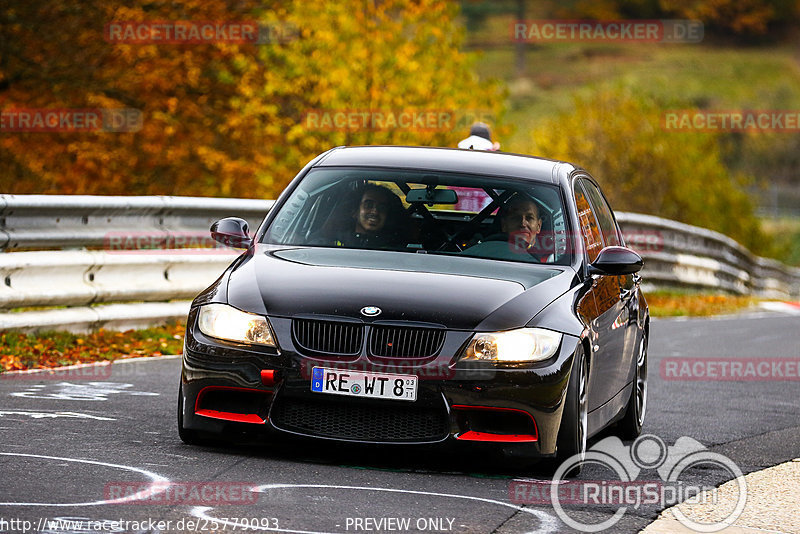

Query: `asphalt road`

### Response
(1, 311, 798, 534)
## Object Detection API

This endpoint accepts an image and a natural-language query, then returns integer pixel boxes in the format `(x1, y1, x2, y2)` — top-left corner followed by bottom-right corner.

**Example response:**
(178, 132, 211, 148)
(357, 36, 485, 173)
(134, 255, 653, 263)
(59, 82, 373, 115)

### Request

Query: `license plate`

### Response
(310, 367, 417, 401)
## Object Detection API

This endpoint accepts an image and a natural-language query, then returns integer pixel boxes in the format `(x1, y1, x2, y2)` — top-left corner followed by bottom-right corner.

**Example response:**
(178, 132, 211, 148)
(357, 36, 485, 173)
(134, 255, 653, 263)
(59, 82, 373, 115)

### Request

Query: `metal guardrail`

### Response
(0, 250, 236, 309)
(0, 194, 272, 250)
(0, 195, 798, 332)
(616, 213, 800, 299)
(0, 194, 271, 332)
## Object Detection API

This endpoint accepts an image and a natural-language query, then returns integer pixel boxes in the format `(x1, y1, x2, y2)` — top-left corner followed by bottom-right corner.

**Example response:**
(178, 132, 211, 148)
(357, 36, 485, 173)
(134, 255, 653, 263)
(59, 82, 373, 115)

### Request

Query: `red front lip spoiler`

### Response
(195, 409, 266, 425)
(452, 404, 539, 443)
(194, 385, 270, 425)
(455, 430, 538, 442)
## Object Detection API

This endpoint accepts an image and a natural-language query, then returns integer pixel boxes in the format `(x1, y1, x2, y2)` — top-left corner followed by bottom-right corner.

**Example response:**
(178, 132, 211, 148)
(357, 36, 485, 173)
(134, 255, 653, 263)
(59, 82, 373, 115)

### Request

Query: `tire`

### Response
(618, 332, 647, 440)
(553, 345, 588, 477)
(177, 382, 203, 445)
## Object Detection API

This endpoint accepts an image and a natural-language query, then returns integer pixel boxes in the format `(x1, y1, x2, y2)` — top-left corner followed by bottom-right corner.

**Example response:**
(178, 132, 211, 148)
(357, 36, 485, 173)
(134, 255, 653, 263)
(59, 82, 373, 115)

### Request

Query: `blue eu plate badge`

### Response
(311, 367, 324, 391)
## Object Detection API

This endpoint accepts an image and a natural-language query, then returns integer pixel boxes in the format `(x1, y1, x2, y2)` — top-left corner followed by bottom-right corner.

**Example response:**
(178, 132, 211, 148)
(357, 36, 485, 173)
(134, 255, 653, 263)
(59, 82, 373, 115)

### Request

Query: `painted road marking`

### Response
(0, 453, 170, 506)
(192, 483, 560, 534)
(9, 382, 158, 401)
(0, 410, 115, 420)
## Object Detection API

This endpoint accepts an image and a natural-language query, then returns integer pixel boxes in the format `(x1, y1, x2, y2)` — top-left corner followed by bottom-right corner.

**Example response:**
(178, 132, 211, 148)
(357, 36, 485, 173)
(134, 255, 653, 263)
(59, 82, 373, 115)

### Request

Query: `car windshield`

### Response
(262, 168, 572, 266)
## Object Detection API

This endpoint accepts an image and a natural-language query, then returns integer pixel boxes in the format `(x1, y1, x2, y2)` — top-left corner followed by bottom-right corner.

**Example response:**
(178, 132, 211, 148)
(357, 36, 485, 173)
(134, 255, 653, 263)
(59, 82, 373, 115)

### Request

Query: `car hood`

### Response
(225, 246, 574, 331)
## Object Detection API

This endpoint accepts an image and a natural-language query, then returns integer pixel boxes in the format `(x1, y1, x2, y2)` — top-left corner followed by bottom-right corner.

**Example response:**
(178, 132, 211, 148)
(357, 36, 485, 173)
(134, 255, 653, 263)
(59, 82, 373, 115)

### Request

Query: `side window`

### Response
(573, 181, 604, 263)
(581, 179, 621, 247)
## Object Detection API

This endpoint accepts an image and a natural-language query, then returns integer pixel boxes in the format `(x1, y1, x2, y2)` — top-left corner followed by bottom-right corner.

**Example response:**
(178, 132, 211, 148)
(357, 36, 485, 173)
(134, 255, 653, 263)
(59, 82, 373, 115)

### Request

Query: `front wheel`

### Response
(553, 345, 588, 477)
(618, 332, 647, 440)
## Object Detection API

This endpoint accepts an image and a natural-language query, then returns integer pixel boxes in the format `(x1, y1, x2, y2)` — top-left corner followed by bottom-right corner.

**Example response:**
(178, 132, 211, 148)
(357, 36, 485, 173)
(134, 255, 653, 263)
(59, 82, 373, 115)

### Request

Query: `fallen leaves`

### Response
(0, 322, 185, 372)
(647, 292, 758, 317)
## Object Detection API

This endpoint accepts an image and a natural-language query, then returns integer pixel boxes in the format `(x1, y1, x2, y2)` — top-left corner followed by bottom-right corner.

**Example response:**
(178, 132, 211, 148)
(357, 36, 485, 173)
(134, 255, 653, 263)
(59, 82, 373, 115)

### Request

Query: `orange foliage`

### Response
(0, 0, 504, 199)
(647, 292, 758, 316)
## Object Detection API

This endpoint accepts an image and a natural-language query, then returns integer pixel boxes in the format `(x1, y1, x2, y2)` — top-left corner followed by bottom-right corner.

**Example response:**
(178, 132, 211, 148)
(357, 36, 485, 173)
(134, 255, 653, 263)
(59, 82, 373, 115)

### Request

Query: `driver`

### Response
(330, 183, 407, 249)
(499, 194, 543, 252)
(468, 193, 550, 262)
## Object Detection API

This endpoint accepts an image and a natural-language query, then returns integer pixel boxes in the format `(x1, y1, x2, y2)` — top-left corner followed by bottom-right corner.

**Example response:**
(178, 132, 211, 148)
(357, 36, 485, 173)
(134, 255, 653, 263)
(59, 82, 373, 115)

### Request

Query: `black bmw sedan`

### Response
(178, 146, 649, 471)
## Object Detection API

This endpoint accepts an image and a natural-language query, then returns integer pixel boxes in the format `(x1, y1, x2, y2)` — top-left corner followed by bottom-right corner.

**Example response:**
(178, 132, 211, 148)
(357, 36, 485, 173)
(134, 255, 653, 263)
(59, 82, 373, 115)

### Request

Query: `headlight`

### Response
(197, 303, 277, 347)
(460, 328, 562, 363)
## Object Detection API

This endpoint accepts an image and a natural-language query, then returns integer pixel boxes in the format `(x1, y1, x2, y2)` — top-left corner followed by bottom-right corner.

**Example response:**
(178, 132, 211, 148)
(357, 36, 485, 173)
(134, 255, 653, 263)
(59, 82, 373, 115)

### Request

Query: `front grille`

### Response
(369, 326, 445, 358)
(270, 397, 449, 442)
(292, 319, 363, 355)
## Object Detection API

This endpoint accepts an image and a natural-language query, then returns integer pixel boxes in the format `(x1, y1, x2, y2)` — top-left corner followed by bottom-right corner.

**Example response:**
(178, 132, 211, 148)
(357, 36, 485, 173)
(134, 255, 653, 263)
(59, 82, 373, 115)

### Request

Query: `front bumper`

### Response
(180, 310, 580, 457)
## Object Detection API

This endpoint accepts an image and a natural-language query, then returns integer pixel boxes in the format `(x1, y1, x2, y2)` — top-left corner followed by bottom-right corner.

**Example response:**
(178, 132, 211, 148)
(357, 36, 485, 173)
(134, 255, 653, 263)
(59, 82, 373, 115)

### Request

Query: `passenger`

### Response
(329, 183, 408, 249)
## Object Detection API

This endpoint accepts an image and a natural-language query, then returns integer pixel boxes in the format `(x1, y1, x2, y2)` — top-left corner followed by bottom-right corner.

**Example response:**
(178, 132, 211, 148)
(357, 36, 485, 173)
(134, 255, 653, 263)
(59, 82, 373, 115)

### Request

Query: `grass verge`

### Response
(0, 322, 185, 373)
(646, 291, 760, 317)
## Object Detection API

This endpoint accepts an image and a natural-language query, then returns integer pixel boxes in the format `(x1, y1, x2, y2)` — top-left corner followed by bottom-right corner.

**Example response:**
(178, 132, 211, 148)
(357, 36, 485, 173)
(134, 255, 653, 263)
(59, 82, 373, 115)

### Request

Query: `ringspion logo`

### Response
(513, 434, 746, 532)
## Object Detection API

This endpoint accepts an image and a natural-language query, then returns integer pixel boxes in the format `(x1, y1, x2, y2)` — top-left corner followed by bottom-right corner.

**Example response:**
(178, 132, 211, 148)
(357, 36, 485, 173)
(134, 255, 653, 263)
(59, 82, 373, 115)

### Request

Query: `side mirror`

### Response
(210, 217, 252, 249)
(588, 246, 643, 276)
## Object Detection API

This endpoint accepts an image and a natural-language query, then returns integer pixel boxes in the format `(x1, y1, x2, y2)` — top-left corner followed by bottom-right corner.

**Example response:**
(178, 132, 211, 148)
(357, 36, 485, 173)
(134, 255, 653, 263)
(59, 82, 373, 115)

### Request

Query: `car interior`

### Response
(264, 170, 571, 265)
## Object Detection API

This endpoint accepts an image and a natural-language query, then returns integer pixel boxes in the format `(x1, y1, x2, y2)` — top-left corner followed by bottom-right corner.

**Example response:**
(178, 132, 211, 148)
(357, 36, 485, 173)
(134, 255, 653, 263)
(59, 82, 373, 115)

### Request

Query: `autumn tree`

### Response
(239, 0, 505, 195)
(1, 0, 269, 196)
(530, 87, 768, 254)
(0, 0, 504, 198)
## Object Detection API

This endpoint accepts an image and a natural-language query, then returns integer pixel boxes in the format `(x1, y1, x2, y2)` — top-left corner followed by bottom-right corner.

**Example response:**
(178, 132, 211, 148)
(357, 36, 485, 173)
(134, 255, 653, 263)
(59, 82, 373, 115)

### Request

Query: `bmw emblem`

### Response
(360, 306, 381, 317)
